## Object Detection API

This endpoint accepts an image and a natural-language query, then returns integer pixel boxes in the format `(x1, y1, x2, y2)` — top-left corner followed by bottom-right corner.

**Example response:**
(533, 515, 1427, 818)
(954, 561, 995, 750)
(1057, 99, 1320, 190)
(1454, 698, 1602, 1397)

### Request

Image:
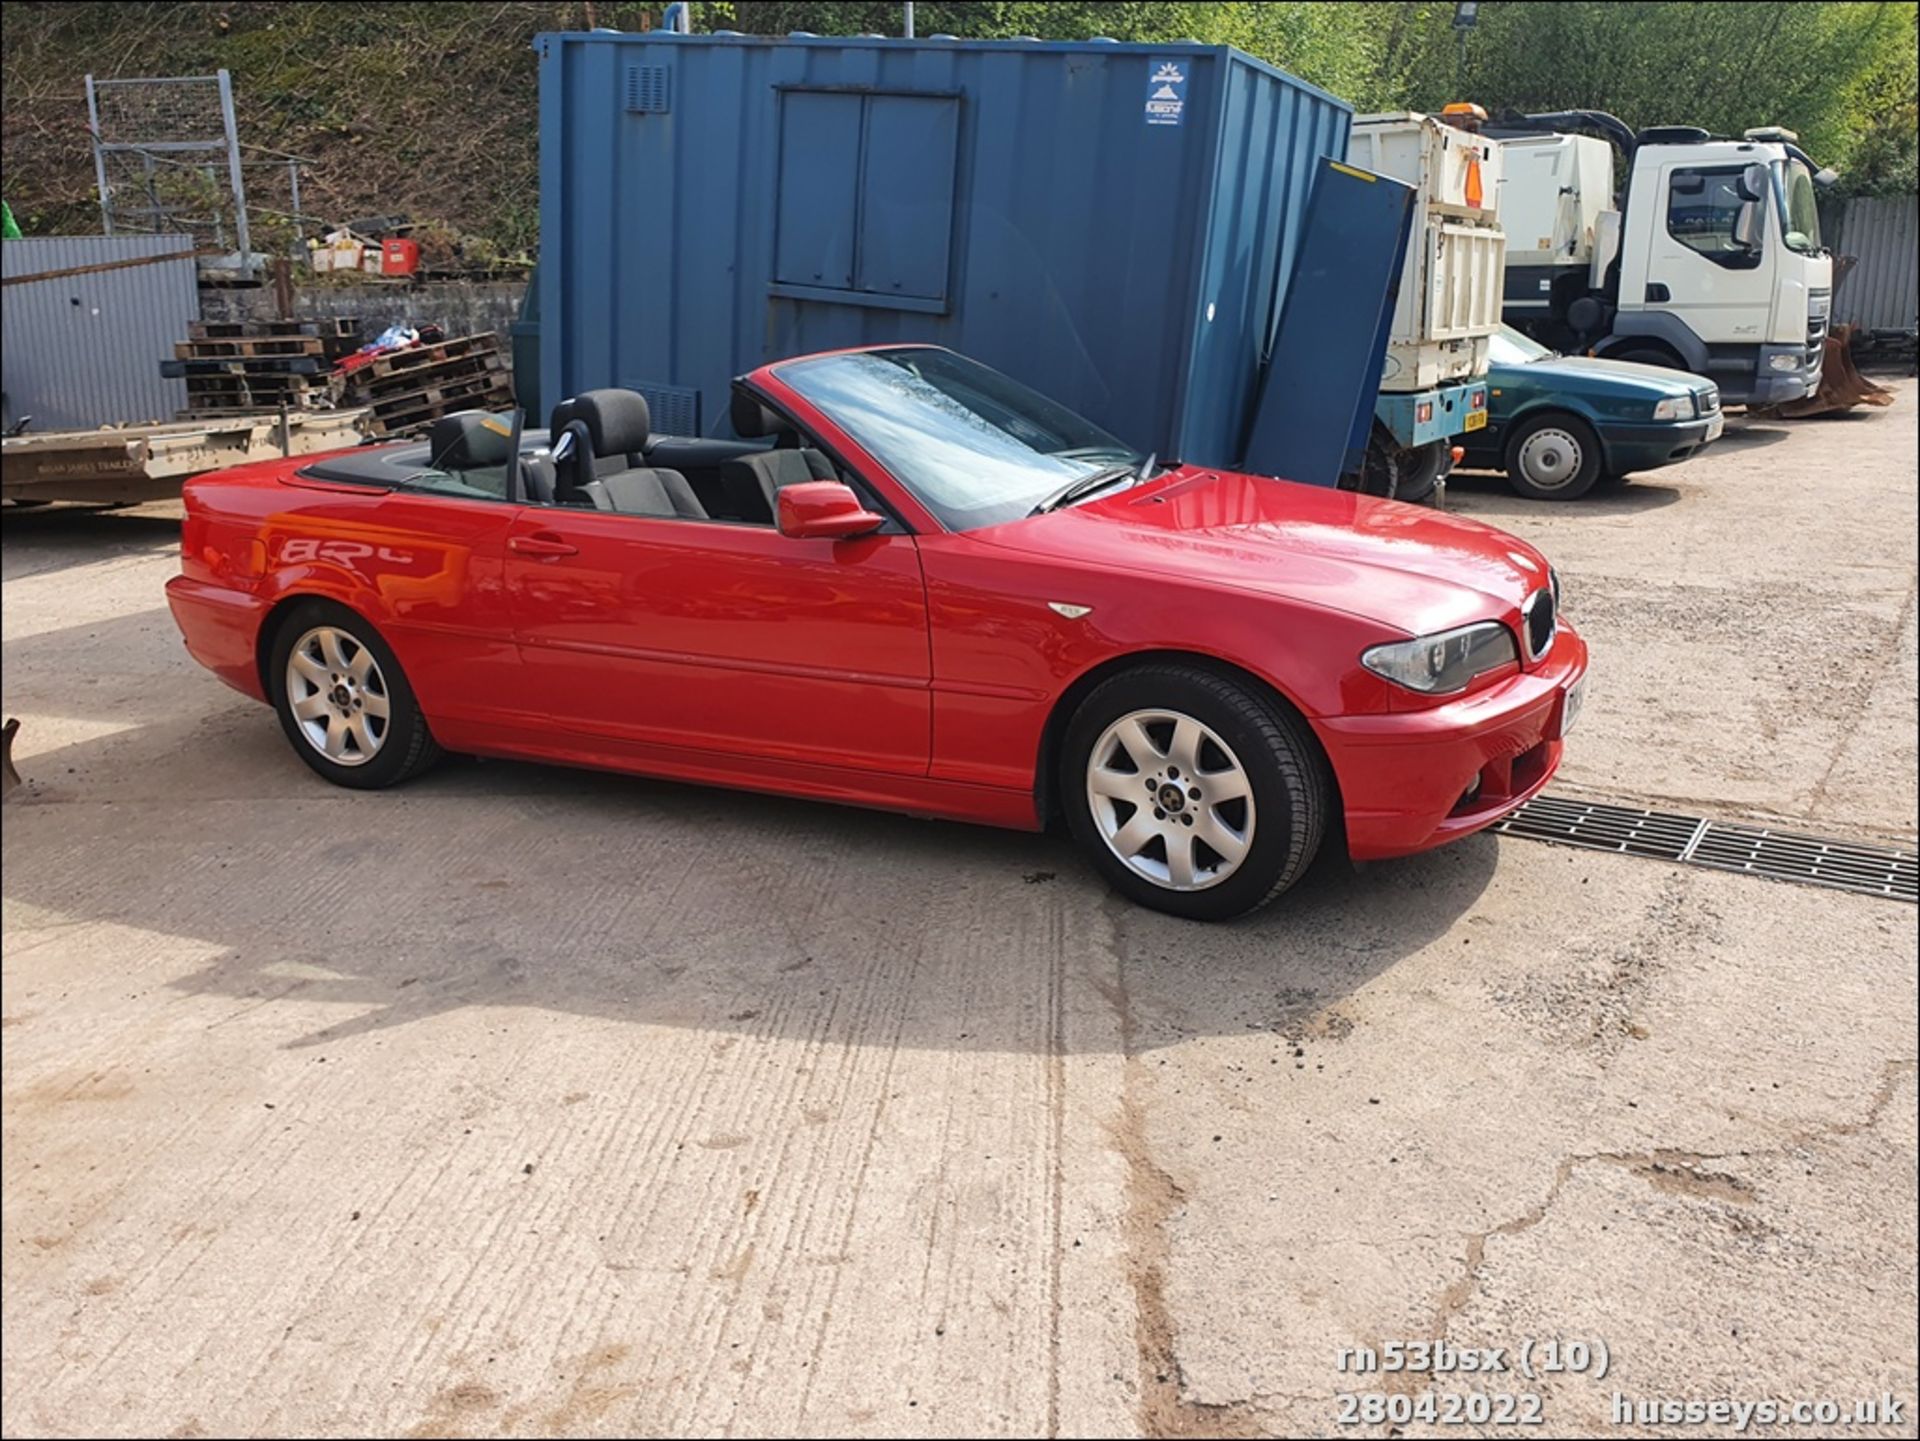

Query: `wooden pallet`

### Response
(362, 378, 515, 437)
(188, 317, 359, 341)
(187, 368, 329, 390)
(346, 332, 501, 383)
(176, 335, 323, 360)
(345, 354, 505, 404)
(163, 355, 326, 378)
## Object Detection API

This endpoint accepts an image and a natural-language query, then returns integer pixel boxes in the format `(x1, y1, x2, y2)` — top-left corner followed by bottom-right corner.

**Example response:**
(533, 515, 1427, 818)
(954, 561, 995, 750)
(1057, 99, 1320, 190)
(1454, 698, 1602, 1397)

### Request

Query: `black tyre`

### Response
(1395, 439, 1449, 504)
(1504, 412, 1603, 501)
(1349, 421, 1401, 498)
(268, 599, 441, 789)
(1061, 664, 1329, 921)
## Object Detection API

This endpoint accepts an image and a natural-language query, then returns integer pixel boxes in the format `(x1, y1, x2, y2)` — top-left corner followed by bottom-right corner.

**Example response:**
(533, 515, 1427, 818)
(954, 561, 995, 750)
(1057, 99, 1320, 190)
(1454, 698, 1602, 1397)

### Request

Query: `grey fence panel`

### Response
(1, 235, 198, 430)
(1828, 196, 1918, 334)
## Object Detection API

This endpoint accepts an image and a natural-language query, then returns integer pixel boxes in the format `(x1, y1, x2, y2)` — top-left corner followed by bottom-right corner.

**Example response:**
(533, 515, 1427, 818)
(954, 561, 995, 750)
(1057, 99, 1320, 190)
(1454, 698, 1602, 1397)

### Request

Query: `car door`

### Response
(501, 506, 931, 777)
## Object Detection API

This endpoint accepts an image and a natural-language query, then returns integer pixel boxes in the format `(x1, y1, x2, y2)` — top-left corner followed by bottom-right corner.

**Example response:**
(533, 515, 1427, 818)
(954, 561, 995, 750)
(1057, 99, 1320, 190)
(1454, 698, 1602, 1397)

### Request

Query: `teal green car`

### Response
(1463, 326, 1723, 500)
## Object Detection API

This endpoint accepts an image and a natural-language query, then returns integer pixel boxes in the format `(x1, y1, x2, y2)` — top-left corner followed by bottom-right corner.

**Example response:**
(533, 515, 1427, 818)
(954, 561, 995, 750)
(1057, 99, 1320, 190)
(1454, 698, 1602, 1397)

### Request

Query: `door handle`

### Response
(509, 532, 578, 558)
(1645, 282, 1671, 302)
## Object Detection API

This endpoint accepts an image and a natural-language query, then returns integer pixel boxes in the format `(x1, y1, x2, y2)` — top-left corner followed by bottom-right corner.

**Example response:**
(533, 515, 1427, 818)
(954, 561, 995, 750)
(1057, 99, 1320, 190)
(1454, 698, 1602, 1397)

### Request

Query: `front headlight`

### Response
(1361, 622, 1519, 695)
(1767, 352, 1802, 372)
(1652, 395, 1694, 420)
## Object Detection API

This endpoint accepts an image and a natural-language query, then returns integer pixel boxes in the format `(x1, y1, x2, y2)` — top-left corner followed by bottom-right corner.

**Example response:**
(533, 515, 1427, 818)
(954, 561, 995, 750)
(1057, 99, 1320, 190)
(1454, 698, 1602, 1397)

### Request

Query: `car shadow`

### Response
(1713, 419, 1793, 449)
(1446, 468, 1683, 518)
(1, 502, 181, 582)
(3, 609, 1504, 1061)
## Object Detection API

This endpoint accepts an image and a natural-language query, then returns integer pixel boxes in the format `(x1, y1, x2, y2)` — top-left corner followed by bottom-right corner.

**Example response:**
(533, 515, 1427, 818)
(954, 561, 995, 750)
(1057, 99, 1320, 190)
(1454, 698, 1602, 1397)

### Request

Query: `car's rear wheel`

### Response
(1504, 412, 1602, 500)
(1061, 664, 1328, 920)
(269, 600, 441, 789)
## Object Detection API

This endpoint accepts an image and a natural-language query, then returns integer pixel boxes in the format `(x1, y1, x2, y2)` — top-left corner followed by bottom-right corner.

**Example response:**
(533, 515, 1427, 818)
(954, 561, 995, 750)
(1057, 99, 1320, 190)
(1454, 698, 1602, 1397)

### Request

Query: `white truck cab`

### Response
(1497, 113, 1834, 406)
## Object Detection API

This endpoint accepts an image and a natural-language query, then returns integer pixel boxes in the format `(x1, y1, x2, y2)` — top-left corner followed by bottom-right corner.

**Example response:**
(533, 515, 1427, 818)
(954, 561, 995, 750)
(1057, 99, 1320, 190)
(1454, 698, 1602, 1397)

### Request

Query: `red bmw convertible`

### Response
(168, 345, 1586, 920)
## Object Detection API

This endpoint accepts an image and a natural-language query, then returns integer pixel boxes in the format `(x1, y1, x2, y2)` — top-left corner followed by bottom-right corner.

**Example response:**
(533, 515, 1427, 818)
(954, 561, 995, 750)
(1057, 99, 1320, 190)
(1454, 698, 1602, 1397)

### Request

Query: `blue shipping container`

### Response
(537, 30, 1351, 469)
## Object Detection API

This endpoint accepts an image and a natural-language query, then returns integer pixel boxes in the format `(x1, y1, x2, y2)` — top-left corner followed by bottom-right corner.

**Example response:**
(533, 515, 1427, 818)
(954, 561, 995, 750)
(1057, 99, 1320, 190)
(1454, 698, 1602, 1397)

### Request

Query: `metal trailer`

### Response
(2, 410, 367, 506)
(534, 29, 1402, 486)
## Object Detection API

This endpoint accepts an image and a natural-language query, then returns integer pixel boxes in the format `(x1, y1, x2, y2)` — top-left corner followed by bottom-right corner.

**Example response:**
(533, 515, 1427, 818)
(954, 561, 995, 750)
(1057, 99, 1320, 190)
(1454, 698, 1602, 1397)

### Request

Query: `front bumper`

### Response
(1740, 343, 1823, 407)
(1595, 416, 1721, 470)
(166, 575, 270, 702)
(1317, 622, 1589, 860)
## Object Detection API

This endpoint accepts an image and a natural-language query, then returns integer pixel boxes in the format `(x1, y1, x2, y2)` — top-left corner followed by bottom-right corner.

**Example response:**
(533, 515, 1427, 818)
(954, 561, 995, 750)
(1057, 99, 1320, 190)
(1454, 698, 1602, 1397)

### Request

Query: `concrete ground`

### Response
(3, 382, 1915, 1438)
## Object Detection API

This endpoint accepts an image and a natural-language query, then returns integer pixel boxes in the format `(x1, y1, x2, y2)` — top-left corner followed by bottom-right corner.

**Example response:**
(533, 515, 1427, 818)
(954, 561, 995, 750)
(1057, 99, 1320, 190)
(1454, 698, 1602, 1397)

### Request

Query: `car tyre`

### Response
(1504, 412, 1603, 501)
(1061, 664, 1329, 921)
(268, 600, 441, 789)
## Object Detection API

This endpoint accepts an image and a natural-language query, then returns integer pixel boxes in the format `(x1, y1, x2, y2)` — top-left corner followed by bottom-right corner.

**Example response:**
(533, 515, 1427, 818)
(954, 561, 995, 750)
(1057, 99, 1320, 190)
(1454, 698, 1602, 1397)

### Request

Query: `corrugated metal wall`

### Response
(536, 32, 1349, 467)
(1, 235, 198, 430)
(1825, 196, 1918, 334)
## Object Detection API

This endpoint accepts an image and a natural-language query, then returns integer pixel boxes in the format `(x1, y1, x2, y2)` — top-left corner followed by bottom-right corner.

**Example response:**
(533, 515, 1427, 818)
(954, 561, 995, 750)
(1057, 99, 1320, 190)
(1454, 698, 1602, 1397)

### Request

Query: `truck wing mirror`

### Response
(1736, 163, 1770, 203)
(1731, 200, 1762, 251)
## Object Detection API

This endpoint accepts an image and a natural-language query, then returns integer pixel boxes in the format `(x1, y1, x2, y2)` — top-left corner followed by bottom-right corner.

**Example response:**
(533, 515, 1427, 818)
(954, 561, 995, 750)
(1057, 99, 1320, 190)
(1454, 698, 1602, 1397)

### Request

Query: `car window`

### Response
(400, 461, 511, 502)
(1666, 166, 1761, 269)
(774, 348, 1143, 531)
(1489, 327, 1552, 366)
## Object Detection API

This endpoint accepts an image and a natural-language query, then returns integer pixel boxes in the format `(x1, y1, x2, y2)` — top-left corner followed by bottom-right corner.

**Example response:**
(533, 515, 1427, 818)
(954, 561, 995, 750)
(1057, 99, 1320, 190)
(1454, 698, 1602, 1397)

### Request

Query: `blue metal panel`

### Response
(857, 94, 958, 301)
(774, 91, 861, 289)
(1375, 380, 1488, 447)
(536, 31, 1352, 471)
(1240, 161, 1416, 487)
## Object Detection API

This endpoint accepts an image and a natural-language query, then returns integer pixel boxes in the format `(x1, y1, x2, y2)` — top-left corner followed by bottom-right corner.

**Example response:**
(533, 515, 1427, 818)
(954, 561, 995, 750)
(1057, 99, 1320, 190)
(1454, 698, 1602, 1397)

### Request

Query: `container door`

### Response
(1241, 160, 1417, 487)
(856, 96, 959, 302)
(774, 93, 862, 290)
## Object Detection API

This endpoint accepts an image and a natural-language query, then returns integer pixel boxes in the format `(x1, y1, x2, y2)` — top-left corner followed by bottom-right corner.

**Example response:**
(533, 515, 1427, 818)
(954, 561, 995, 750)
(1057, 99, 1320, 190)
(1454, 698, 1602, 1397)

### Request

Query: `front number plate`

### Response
(1464, 409, 1488, 432)
(1705, 412, 1725, 442)
(1557, 674, 1587, 738)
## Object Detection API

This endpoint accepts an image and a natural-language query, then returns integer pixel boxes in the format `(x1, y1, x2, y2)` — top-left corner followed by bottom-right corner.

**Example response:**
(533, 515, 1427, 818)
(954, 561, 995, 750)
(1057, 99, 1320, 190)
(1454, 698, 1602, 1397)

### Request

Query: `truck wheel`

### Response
(1395, 440, 1449, 504)
(1349, 423, 1401, 498)
(1504, 413, 1602, 501)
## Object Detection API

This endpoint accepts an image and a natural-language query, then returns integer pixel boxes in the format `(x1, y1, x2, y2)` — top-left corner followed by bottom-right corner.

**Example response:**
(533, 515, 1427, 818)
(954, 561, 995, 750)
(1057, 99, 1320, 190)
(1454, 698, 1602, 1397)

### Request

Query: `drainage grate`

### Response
(1496, 795, 1917, 903)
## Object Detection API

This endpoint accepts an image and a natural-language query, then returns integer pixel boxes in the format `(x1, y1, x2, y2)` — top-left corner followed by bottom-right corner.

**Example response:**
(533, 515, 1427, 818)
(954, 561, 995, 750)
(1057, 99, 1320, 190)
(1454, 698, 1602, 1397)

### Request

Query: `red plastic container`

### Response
(380, 237, 420, 277)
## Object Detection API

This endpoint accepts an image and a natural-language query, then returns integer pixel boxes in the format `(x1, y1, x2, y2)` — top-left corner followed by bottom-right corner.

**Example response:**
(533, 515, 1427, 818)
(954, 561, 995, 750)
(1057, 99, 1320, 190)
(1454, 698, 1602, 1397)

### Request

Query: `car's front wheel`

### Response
(268, 600, 441, 789)
(1061, 664, 1328, 920)
(1504, 412, 1602, 500)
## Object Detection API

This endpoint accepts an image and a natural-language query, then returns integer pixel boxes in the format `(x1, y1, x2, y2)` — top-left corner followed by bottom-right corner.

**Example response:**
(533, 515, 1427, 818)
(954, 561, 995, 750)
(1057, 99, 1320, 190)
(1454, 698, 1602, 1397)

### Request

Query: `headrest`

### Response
(731, 388, 793, 440)
(550, 388, 651, 458)
(427, 410, 514, 470)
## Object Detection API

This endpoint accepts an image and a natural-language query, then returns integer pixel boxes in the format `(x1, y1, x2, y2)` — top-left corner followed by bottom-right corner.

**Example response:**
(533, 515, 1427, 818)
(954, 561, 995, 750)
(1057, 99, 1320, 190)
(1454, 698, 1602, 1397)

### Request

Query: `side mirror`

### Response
(777, 481, 885, 540)
(1731, 199, 1762, 251)
(1736, 163, 1770, 203)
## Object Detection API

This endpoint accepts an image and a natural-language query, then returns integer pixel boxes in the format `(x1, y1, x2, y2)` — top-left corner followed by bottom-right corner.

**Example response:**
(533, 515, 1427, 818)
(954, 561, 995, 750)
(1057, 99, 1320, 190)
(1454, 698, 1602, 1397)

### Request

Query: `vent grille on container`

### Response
(629, 381, 699, 438)
(625, 65, 672, 114)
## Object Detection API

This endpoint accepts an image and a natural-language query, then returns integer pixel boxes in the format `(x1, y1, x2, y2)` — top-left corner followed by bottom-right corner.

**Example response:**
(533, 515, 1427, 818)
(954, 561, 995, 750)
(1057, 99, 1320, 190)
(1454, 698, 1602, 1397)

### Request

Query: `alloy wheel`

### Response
(1085, 708, 1256, 891)
(284, 625, 390, 766)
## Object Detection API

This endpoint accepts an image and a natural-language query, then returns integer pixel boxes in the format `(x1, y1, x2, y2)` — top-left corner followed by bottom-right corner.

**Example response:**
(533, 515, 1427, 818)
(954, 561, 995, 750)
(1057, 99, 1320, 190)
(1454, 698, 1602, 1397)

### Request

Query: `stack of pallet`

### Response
(167, 319, 360, 419)
(336, 332, 514, 438)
